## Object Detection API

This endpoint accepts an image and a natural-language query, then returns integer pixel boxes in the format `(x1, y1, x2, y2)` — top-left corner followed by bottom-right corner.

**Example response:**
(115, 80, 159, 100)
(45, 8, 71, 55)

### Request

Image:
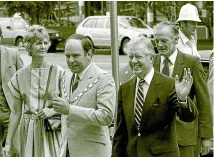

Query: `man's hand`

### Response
(175, 68, 193, 101)
(52, 95, 70, 115)
(201, 138, 211, 155)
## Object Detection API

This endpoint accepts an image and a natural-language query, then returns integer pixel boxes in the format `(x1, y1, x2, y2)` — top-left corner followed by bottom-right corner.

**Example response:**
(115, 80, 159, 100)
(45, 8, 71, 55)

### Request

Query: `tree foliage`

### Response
(5, 1, 58, 24)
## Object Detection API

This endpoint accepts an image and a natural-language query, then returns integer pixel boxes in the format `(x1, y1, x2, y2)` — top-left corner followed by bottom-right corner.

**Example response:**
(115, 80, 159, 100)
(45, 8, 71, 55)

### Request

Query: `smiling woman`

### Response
(3, 25, 65, 157)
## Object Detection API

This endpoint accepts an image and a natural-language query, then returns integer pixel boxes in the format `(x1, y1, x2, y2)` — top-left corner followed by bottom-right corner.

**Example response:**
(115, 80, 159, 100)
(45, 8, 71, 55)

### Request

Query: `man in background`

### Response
(153, 21, 212, 157)
(0, 27, 23, 157)
(176, 3, 201, 57)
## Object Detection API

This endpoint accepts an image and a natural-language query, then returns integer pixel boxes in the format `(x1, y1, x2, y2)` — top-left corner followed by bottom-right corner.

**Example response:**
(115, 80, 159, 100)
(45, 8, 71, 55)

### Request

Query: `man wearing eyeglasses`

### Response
(0, 27, 23, 157)
(153, 21, 212, 157)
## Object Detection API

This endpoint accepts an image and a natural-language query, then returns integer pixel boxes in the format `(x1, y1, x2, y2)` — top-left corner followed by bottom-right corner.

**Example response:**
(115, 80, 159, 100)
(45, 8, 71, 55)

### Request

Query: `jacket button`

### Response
(138, 133, 141, 137)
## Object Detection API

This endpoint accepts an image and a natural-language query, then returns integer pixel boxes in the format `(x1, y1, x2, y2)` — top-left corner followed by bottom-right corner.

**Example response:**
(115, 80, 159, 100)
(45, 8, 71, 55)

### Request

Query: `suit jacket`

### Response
(0, 45, 23, 110)
(154, 51, 213, 146)
(64, 63, 116, 157)
(112, 70, 197, 157)
(207, 52, 213, 109)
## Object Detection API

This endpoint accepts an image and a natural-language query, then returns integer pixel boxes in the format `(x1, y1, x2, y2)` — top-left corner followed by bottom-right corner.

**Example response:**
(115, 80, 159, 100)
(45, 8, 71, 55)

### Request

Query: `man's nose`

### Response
(131, 57, 138, 63)
(67, 56, 75, 63)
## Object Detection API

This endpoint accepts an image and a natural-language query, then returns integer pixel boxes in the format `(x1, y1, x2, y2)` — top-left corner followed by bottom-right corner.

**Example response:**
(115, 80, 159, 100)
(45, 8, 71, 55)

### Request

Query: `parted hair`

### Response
(65, 34, 94, 54)
(154, 21, 179, 36)
(24, 25, 50, 56)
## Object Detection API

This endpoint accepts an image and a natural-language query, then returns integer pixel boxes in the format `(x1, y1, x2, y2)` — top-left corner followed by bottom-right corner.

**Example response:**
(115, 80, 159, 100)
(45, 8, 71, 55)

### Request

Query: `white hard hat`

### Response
(176, 3, 201, 23)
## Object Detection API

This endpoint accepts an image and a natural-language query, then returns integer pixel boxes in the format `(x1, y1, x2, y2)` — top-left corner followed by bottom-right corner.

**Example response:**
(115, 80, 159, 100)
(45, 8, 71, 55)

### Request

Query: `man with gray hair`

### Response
(112, 37, 197, 157)
(153, 21, 212, 157)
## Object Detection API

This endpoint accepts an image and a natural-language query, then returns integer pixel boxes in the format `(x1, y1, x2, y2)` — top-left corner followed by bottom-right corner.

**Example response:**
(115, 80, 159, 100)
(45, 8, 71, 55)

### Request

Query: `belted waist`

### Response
(23, 114, 41, 120)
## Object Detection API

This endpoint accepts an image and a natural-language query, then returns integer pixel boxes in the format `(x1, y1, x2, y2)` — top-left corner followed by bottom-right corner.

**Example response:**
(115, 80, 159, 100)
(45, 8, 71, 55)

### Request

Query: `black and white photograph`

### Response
(0, 1, 213, 157)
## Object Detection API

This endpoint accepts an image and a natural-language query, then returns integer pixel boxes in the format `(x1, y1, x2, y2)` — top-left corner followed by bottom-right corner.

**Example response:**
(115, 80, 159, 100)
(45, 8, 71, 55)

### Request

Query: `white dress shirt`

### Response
(177, 29, 201, 58)
(134, 67, 154, 110)
(160, 49, 178, 77)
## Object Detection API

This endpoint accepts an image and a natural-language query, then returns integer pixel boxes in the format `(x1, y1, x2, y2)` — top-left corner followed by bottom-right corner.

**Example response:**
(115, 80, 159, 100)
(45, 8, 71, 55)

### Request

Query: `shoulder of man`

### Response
(1, 45, 19, 55)
(178, 50, 200, 63)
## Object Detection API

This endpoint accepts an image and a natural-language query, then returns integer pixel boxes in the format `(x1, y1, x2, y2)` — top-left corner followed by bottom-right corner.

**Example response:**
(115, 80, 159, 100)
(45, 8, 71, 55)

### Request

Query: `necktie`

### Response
(72, 74, 80, 92)
(135, 79, 145, 130)
(162, 57, 170, 76)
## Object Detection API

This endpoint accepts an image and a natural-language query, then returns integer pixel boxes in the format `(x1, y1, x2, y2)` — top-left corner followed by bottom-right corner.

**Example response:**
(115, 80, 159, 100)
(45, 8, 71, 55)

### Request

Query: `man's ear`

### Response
(87, 49, 93, 58)
(174, 36, 179, 45)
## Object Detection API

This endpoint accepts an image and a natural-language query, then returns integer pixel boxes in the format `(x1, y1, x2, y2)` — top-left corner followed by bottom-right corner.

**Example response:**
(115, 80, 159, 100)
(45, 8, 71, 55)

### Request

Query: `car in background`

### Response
(76, 16, 154, 55)
(0, 16, 63, 52)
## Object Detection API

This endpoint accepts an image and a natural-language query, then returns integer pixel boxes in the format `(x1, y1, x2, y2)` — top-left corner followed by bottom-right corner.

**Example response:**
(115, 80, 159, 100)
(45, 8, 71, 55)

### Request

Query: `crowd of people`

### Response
(0, 3, 213, 157)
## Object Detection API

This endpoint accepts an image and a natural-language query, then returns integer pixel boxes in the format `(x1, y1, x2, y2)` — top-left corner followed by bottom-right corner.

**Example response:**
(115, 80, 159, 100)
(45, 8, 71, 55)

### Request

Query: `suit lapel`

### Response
(139, 71, 161, 131)
(1, 46, 9, 79)
(126, 76, 137, 124)
(153, 55, 161, 72)
(172, 51, 184, 78)
(70, 63, 96, 105)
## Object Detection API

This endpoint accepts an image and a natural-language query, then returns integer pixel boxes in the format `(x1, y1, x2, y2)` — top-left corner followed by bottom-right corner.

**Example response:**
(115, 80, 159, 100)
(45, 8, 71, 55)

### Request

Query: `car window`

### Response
(106, 20, 125, 29)
(120, 17, 148, 28)
(96, 18, 105, 28)
(12, 18, 28, 29)
(83, 18, 97, 28)
(0, 19, 11, 29)
(106, 20, 110, 28)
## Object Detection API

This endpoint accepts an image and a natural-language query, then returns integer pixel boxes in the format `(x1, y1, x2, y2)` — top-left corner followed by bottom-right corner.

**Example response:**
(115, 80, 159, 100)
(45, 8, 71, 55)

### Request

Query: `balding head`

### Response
(65, 34, 94, 55)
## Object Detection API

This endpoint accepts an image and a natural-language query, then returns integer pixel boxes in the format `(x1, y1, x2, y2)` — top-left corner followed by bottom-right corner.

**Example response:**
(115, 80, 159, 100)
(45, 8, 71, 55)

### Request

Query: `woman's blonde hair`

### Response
(24, 25, 50, 56)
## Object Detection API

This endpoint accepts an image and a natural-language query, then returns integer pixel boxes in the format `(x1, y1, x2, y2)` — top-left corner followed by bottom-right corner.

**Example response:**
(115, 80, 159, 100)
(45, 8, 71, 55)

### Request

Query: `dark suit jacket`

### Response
(112, 70, 197, 157)
(154, 51, 213, 146)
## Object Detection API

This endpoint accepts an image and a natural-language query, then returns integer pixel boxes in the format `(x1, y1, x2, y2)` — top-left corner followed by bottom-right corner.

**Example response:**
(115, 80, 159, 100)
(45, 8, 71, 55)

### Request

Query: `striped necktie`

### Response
(162, 57, 170, 76)
(135, 79, 145, 130)
(72, 74, 80, 92)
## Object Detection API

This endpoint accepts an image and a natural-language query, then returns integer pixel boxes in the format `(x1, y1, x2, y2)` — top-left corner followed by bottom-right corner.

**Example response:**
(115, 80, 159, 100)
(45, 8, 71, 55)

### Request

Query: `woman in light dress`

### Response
(3, 25, 65, 157)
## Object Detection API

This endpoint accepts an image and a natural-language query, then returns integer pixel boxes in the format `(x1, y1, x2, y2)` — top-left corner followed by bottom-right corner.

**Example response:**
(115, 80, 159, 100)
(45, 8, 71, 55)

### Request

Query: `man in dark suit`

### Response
(112, 37, 197, 157)
(153, 21, 213, 157)
(0, 27, 23, 157)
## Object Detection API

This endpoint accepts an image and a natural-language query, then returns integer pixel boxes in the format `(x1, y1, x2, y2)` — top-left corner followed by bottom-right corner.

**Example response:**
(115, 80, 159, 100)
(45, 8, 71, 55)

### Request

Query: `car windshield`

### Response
(120, 17, 148, 28)
(12, 18, 28, 29)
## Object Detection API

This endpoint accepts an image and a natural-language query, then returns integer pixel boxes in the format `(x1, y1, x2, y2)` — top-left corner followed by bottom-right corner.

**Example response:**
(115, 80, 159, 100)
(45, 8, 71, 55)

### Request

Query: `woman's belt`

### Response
(23, 114, 40, 119)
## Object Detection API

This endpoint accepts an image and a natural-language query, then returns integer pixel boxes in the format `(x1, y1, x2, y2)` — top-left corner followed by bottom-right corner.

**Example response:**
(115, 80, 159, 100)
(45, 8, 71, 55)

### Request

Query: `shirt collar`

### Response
(179, 29, 195, 44)
(78, 62, 92, 80)
(161, 49, 178, 65)
(137, 67, 154, 86)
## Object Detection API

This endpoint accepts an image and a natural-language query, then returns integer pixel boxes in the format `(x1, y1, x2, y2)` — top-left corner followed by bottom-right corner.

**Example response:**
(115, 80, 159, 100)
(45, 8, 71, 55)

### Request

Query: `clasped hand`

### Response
(37, 107, 55, 119)
(175, 68, 193, 101)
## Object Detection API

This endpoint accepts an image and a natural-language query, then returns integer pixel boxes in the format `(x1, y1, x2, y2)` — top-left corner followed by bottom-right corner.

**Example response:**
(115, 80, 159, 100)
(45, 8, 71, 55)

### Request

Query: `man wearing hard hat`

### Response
(176, 3, 212, 157)
(176, 3, 201, 58)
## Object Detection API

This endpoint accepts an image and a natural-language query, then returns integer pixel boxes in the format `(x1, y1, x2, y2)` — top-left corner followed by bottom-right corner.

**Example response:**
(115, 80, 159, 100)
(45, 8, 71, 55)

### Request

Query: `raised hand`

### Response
(175, 68, 193, 101)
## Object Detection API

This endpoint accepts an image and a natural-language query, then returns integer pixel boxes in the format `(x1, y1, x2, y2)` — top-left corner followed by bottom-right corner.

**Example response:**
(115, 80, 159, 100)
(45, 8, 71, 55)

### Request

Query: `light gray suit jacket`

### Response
(60, 63, 116, 157)
(0, 45, 23, 110)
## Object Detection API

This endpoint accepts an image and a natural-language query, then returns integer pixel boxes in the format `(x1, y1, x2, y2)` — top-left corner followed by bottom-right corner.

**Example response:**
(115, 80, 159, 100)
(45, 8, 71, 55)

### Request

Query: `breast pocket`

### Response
(85, 133, 107, 145)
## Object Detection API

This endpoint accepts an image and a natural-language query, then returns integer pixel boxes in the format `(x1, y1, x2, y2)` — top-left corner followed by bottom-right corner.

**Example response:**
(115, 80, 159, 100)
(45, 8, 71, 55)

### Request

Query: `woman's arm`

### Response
(5, 96, 22, 147)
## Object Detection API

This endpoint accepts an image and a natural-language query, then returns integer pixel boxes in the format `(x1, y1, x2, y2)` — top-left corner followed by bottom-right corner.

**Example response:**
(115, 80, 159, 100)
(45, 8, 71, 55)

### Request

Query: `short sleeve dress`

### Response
(8, 64, 65, 157)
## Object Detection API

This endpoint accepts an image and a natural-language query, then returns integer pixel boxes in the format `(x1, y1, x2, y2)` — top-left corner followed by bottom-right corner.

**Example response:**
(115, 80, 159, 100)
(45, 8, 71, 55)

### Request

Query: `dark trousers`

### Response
(179, 145, 195, 157)
(0, 109, 10, 157)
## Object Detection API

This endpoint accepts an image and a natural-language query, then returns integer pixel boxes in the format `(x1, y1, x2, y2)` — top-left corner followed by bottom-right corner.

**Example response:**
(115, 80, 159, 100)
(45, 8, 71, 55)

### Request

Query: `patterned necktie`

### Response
(72, 74, 80, 92)
(162, 57, 170, 76)
(135, 79, 145, 130)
